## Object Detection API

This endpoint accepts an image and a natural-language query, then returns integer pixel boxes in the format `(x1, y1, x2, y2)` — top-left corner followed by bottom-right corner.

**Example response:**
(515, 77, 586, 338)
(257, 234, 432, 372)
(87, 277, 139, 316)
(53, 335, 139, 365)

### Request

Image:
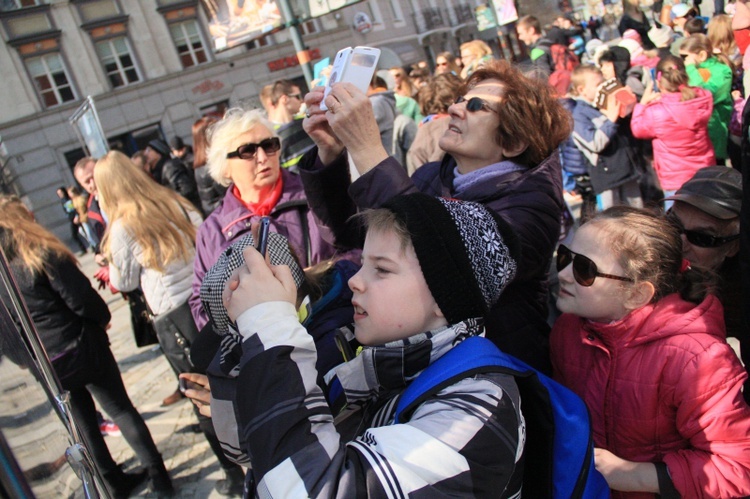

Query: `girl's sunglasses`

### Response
(226, 137, 281, 160)
(454, 95, 499, 114)
(556, 244, 634, 287)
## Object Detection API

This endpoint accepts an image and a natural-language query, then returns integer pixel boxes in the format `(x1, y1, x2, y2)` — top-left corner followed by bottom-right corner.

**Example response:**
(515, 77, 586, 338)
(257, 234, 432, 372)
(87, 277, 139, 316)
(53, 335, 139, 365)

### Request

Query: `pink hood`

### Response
(631, 88, 715, 190)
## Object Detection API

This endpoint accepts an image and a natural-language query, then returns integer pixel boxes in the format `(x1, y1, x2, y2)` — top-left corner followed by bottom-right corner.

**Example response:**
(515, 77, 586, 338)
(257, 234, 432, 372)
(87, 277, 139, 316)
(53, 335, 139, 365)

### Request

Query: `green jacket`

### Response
(686, 57, 733, 159)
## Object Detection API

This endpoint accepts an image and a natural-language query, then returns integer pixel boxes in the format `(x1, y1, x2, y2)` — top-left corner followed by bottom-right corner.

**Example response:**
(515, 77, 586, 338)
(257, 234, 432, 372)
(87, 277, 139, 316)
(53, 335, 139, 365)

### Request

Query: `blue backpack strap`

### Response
(393, 335, 610, 499)
(394, 336, 508, 424)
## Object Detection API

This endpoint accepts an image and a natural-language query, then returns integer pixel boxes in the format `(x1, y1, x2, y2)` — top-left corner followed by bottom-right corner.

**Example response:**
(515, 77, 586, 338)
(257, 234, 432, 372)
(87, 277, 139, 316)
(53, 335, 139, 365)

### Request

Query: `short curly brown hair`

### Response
(464, 60, 571, 167)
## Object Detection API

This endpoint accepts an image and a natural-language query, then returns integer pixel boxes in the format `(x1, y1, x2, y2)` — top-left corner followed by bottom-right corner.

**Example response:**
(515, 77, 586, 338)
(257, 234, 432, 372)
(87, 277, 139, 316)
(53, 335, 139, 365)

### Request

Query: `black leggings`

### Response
(58, 331, 162, 474)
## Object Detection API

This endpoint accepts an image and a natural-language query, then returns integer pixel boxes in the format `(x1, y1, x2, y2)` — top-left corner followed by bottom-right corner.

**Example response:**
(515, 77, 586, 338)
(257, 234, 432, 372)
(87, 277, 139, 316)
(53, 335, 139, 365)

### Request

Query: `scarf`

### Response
(230, 174, 283, 217)
(452, 160, 527, 198)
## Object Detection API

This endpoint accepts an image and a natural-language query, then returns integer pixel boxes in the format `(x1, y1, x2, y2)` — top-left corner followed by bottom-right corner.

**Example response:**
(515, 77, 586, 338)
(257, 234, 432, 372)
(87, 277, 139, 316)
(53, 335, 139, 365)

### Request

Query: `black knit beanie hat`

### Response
(381, 193, 520, 325)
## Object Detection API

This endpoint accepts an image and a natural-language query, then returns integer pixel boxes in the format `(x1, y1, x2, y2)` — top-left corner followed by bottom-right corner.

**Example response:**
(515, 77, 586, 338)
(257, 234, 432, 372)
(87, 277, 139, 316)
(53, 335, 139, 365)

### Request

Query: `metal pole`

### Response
(276, 0, 314, 88)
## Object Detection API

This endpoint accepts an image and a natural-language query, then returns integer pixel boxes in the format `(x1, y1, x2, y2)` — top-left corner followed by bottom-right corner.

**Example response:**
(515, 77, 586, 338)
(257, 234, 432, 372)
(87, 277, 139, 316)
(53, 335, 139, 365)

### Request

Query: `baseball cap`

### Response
(664, 166, 742, 219)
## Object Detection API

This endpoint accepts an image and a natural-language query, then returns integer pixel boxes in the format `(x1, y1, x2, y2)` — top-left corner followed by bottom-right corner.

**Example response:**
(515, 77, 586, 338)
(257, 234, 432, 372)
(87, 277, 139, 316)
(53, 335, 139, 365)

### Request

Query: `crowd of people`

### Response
(2, 2, 750, 497)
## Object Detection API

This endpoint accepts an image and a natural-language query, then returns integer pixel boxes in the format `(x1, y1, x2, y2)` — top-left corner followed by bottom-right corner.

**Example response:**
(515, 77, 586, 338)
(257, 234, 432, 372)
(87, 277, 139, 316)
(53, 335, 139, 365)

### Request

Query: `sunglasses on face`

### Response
(666, 210, 740, 248)
(226, 137, 281, 160)
(454, 95, 498, 114)
(287, 93, 303, 100)
(556, 244, 634, 287)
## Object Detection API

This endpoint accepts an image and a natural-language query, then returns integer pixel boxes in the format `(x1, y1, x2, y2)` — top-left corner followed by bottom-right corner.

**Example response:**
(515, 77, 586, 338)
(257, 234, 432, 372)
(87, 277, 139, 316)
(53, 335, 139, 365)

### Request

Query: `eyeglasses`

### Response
(666, 210, 740, 248)
(454, 95, 499, 114)
(556, 244, 634, 287)
(226, 137, 281, 160)
(287, 93, 303, 100)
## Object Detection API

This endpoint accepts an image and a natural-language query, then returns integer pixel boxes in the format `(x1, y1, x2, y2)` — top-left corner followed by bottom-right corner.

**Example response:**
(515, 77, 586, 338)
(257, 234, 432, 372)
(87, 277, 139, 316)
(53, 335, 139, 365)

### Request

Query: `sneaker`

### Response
(100, 420, 122, 437)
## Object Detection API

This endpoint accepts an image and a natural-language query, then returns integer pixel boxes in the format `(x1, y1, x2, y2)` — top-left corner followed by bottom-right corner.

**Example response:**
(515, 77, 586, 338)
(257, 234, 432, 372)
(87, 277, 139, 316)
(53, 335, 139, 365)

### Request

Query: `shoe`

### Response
(161, 389, 185, 407)
(147, 462, 174, 497)
(100, 419, 122, 437)
(103, 468, 148, 499)
(215, 466, 245, 496)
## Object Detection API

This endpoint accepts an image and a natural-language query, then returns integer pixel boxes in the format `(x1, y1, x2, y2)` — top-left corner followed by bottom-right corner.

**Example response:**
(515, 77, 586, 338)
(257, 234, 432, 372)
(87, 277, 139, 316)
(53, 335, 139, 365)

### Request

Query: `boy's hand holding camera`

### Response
(222, 246, 297, 323)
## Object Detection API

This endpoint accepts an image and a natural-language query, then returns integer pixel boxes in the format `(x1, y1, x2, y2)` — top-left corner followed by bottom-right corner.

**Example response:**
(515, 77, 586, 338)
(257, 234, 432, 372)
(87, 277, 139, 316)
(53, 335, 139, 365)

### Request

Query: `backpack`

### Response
(549, 44, 580, 96)
(394, 336, 610, 499)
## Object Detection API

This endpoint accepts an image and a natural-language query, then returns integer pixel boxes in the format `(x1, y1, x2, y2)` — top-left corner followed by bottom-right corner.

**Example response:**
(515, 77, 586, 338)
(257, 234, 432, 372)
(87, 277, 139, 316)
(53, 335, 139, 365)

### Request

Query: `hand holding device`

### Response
(321, 46, 381, 111)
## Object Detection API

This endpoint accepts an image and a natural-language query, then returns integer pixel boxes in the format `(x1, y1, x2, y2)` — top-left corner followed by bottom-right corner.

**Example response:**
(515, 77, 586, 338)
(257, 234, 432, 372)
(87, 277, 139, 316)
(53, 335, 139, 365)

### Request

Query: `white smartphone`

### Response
(320, 46, 381, 111)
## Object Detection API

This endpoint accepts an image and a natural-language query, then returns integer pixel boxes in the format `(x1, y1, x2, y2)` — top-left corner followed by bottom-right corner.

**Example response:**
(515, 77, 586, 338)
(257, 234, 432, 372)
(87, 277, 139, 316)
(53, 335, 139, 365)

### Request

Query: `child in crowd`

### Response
(681, 34, 733, 163)
(217, 193, 525, 497)
(570, 65, 642, 211)
(630, 55, 715, 203)
(551, 206, 750, 498)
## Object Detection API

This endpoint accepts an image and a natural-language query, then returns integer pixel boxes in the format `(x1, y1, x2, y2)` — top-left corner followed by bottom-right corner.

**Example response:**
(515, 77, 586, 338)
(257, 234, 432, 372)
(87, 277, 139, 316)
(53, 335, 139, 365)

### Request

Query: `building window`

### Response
(25, 53, 75, 108)
(0, 0, 43, 11)
(95, 36, 139, 88)
(77, 0, 119, 22)
(388, 0, 404, 22)
(169, 19, 208, 68)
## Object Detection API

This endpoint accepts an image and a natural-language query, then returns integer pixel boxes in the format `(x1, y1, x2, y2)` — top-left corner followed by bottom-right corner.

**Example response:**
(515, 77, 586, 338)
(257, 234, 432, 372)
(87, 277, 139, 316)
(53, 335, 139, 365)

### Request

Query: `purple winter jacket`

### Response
(190, 169, 337, 329)
(299, 149, 563, 374)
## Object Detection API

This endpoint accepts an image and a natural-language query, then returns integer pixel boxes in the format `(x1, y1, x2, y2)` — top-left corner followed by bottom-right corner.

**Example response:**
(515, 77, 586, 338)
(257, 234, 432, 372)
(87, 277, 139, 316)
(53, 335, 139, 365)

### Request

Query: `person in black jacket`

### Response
(145, 139, 203, 214)
(191, 116, 227, 215)
(0, 195, 173, 498)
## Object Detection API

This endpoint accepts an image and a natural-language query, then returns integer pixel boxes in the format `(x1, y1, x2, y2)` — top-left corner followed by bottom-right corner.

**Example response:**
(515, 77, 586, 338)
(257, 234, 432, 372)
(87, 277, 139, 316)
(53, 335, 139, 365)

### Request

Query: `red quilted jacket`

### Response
(551, 294, 750, 498)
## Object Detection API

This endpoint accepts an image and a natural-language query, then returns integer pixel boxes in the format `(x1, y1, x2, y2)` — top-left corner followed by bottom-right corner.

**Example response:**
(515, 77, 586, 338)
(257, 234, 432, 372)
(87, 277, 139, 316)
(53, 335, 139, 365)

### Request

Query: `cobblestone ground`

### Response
(79, 253, 231, 498)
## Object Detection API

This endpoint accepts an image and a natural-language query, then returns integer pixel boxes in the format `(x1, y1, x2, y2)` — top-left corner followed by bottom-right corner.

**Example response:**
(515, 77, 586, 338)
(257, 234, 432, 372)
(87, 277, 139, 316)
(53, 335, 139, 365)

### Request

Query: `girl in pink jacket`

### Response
(631, 56, 715, 203)
(550, 206, 750, 498)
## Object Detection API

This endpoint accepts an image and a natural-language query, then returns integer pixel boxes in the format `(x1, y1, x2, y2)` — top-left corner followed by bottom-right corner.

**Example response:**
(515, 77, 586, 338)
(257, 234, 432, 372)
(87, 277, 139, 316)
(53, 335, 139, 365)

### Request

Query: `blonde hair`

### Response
(707, 15, 737, 66)
(460, 40, 493, 59)
(94, 150, 199, 272)
(569, 65, 602, 96)
(206, 108, 279, 187)
(0, 195, 75, 276)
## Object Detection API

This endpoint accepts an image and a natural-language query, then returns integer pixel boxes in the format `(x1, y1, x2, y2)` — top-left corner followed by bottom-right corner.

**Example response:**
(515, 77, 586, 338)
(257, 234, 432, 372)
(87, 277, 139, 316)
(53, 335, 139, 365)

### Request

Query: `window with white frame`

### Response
(25, 53, 76, 108)
(94, 36, 140, 88)
(388, 0, 404, 22)
(169, 19, 208, 68)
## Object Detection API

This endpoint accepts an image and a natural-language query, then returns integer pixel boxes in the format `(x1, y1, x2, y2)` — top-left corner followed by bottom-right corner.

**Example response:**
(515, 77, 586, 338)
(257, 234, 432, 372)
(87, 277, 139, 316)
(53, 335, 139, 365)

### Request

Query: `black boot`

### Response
(215, 465, 245, 496)
(102, 467, 148, 499)
(147, 462, 174, 497)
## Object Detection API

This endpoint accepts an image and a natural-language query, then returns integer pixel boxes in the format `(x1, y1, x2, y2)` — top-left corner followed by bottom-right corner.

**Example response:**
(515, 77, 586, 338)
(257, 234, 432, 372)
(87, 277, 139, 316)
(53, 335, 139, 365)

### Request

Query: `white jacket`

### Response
(108, 208, 202, 315)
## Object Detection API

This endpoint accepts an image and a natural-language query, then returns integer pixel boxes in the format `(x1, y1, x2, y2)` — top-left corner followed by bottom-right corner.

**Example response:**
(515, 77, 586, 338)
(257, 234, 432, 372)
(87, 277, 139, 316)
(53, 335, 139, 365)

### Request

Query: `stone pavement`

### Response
(77, 252, 231, 498)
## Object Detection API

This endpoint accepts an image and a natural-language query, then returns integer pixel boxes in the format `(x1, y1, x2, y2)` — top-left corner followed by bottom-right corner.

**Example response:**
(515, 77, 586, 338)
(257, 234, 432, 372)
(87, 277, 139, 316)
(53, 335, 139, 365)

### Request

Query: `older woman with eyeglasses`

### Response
(300, 59, 571, 374)
(189, 108, 337, 330)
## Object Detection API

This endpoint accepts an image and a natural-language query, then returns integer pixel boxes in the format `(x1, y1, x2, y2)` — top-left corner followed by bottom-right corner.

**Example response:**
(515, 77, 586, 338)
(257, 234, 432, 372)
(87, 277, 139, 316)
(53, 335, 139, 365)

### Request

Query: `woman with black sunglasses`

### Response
(189, 108, 337, 333)
(300, 59, 571, 374)
(550, 206, 750, 497)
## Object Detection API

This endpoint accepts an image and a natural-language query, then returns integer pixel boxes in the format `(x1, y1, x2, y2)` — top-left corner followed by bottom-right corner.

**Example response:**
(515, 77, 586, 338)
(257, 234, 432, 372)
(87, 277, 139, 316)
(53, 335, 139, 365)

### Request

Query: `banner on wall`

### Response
(69, 97, 108, 159)
(490, 0, 518, 26)
(475, 4, 498, 31)
(200, 0, 366, 52)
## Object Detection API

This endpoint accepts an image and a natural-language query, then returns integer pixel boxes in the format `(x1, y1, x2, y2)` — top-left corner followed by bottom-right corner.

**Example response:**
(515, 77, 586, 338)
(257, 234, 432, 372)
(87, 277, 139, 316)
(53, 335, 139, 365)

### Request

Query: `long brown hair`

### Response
(192, 115, 218, 169)
(682, 34, 734, 71)
(0, 195, 75, 276)
(95, 150, 200, 272)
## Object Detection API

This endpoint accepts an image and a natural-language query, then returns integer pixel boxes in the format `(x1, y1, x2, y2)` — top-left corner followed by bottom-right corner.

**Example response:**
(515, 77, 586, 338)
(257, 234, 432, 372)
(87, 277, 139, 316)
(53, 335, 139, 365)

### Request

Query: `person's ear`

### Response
(500, 140, 529, 159)
(624, 280, 655, 311)
(726, 240, 740, 258)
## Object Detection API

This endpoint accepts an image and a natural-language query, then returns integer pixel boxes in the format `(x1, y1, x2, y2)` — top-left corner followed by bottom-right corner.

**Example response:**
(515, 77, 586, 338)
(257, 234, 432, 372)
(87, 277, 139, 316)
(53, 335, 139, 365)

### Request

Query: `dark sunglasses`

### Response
(556, 244, 634, 287)
(454, 95, 498, 114)
(666, 210, 740, 248)
(226, 137, 281, 160)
